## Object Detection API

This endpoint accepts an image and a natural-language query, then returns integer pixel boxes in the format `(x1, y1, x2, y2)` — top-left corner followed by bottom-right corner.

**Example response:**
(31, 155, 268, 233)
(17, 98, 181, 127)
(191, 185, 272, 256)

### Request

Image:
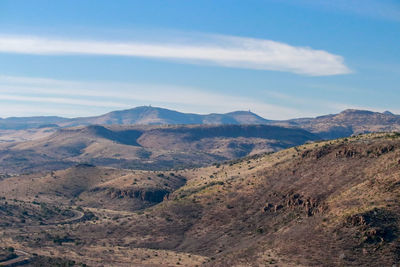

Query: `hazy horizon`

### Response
(0, 104, 398, 121)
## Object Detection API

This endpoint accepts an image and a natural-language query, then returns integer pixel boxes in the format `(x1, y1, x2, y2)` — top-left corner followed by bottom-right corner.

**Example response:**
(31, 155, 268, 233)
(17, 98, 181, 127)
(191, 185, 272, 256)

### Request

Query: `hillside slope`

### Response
(163, 132, 400, 266)
(278, 109, 400, 139)
(112, 132, 400, 266)
(0, 124, 318, 174)
(67, 106, 270, 126)
(0, 164, 186, 212)
(1, 133, 400, 266)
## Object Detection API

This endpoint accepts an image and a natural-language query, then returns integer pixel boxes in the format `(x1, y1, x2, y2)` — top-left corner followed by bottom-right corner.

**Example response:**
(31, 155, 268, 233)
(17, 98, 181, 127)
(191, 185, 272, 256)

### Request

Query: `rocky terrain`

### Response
(275, 109, 400, 139)
(0, 124, 318, 174)
(0, 164, 186, 212)
(1, 132, 400, 266)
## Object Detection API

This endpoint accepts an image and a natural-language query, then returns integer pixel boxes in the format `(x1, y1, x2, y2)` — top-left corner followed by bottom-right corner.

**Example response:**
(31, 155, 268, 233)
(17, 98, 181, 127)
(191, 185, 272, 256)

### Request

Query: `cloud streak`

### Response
(0, 94, 130, 108)
(1, 75, 394, 119)
(0, 75, 302, 119)
(0, 34, 351, 76)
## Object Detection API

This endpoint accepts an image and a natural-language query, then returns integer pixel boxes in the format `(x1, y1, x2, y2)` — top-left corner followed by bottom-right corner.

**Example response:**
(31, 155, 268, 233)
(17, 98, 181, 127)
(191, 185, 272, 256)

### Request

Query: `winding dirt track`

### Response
(0, 250, 30, 266)
(0, 210, 85, 266)
(48, 210, 85, 225)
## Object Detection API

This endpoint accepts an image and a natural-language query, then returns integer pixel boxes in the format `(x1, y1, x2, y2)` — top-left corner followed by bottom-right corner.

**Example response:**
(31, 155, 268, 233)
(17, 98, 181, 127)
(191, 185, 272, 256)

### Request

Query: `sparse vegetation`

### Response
(0, 132, 400, 266)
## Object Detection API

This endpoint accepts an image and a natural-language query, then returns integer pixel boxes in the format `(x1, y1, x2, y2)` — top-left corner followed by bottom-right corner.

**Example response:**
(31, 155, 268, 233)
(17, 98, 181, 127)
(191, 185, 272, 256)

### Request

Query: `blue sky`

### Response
(0, 0, 399, 119)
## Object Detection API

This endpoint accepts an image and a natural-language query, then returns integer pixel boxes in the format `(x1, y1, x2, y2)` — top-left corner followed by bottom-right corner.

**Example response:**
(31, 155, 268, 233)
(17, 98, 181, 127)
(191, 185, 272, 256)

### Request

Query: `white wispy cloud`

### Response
(0, 94, 130, 108)
(0, 75, 302, 119)
(0, 34, 351, 76)
(1, 75, 395, 119)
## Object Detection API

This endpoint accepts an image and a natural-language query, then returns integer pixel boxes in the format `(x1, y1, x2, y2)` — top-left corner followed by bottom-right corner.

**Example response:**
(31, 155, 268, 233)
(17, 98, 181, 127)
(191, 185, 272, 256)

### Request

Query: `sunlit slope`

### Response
(0, 124, 318, 174)
(91, 132, 400, 266)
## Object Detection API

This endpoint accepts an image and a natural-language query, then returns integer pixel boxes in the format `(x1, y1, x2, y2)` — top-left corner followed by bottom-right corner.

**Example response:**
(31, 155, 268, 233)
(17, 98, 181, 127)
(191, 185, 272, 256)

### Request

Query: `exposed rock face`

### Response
(335, 144, 395, 158)
(262, 203, 273, 212)
(263, 192, 326, 217)
(301, 142, 398, 160)
(301, 147, 332, 159)
(346, 208, 398, 244)
(107, 188, 170, 203)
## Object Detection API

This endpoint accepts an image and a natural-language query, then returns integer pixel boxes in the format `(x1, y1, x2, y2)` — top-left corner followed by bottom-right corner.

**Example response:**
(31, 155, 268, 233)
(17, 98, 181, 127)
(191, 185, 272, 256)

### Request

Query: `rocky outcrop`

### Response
(346, 208, 398, 244)
(335, 144, 396, 158)
(263, 193, 326, 217)
(107, 188, 169, 203)
(301, 147, 332, 160)
(301, 142, 398, 161)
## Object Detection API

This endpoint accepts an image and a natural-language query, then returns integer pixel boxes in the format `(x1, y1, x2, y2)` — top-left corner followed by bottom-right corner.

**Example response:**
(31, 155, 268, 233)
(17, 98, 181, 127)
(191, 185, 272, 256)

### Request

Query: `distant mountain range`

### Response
(0, 106, 399, 139)
(0, 106, 270, 130)
(274, 109, 400, 139)
(71, 106, 271, 126)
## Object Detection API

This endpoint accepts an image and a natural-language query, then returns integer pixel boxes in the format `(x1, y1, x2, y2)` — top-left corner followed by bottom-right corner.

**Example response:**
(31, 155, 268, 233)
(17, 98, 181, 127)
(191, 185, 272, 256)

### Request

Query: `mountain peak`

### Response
(339, 109, 375, 115)
(69, 106, 270, 126)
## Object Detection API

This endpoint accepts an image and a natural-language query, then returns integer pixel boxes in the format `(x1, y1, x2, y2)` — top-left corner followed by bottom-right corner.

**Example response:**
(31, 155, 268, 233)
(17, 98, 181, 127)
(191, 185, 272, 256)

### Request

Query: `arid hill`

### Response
(1, 107, 400, 141)
(65, 106, 271, 126)
(277, 109, 400, 139)
(0, 124, 318, 174)
(0, 106, 270, 130)
(0, 164, 185, 212)
(1, 133, 400, 266)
